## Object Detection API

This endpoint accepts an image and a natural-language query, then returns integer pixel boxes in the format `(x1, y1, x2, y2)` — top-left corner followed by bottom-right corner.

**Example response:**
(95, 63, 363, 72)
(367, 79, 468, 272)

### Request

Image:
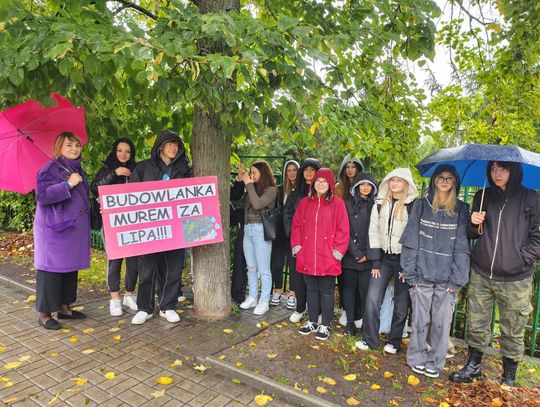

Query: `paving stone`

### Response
(116, 389, 148, 405)
(82, 385, 116, 404)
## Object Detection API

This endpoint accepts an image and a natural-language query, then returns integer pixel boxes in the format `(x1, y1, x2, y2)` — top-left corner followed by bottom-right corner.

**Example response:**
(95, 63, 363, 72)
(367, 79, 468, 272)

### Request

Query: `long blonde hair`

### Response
(432, 186, 457, 216)
(385, 189, 407, 221)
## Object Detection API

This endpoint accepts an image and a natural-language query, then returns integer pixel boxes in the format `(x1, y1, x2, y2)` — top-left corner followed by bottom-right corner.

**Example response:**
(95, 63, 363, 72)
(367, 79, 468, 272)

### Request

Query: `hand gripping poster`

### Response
(98, 176, 223, 259)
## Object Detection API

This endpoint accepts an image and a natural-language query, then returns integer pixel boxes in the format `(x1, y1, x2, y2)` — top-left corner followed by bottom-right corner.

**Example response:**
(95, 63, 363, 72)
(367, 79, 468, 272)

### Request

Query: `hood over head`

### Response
(427, 164, 461, 202)
(151, 130, 186, 163)
(295, 158, 321, 197)
(338, 153, 364, 180)
(350, 171, 378, 199)
(377, 167, 418, 204)
(309, 168, 335, 200)
(283, 159, 300, 179)
(487, 160, 523, 201)
(104, 137, 136, 170)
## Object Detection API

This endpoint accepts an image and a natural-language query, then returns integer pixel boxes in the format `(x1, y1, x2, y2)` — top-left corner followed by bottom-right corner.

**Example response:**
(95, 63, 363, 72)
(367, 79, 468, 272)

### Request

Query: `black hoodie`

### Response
(467, 161, 540, 282)
(91, 137, 137, 196)
(130, 130, 191, 183)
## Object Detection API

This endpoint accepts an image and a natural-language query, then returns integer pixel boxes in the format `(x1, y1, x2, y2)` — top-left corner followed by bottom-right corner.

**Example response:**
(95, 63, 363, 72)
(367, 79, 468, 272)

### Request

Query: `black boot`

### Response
(449, 346, 483, 383)
(501, 357, 518, 387)
(344, 321, 357, 336)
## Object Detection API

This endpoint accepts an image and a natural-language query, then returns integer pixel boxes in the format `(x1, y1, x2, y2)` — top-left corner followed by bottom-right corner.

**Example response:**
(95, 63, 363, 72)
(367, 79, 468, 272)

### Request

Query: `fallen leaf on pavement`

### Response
(248, 342, 257, 347)
(82, 349, 95, 355)
(236, 362, 244, 368)
(69, 377, 88, 386)
(109, 327, 120, 332)
(193, 364, 207, 373)
(151, 390, 165, 398)
(69, 336, 78, 343)
(254, 394, 273, 406)
(266, 353, 278, 360)
(156, 376, 174, 385)
(407, 375, 420, 386)
(3, 397, 17, 405)
(104, 372, 115, 379)
(3, 362, 21, 370)
(4, 381, 13, 388)
(346, 396, 361, 406)
(0, 347, 7, 353)
(343, 374, 356, 381)
(371, 384, 381, 390)
(218, 355, 226, 360)
(491, 398, 503, 407)
(72, 306, 84, 311)
(232, 378, 241, 384)
(61, 328, 70, 333)
(320, 377, 336, 385)
(170, 359, 182, 367)
(316, 386, 327, 393)
(50, 353, 59, 357)
(383, 371, 394, 378)
(113, 335, 121, 341)
(24, 295, 36, 303)
(223, 328, 233, 333)
(82, 328, 94, 334)
(18, 356, 30, 362)
(389, 400, 399, 406)
(295, 355, 301, 360)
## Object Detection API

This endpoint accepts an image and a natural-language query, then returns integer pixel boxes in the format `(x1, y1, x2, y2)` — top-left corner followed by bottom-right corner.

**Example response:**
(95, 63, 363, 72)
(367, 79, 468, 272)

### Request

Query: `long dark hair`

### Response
(252, 160, 276, 196)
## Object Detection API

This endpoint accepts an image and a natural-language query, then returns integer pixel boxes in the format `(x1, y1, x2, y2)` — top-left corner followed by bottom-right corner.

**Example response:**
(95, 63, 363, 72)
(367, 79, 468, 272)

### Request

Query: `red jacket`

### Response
(291, 168, 350, 277)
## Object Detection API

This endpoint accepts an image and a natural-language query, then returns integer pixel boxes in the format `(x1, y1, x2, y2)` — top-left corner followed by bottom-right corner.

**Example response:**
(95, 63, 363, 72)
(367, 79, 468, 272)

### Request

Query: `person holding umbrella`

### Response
(449, 160, 540, 386)
(34, 131, 90, 330)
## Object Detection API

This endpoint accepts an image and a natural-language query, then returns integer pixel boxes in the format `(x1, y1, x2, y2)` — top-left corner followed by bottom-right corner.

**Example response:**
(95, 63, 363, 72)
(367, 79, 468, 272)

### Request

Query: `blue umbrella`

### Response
(416, 143, 540, 189)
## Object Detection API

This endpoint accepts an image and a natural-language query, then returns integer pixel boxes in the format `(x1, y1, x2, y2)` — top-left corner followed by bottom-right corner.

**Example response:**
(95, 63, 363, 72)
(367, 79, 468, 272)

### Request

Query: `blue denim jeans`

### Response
(243, 223, 273, 304)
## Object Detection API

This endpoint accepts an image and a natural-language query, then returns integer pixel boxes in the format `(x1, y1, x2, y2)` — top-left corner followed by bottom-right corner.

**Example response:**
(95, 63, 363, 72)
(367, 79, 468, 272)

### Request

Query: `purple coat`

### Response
(33, 157, 91, 272)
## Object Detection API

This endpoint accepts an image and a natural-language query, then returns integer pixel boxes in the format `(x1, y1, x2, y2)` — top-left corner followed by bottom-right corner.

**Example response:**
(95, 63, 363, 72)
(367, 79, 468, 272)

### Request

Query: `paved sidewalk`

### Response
(0, 276, 299, 407)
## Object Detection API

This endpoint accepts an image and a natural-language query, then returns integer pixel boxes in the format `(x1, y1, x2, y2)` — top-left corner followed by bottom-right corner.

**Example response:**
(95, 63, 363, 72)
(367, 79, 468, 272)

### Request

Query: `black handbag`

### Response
(262, 206, 283, 241)
(90, 195, 103, 230)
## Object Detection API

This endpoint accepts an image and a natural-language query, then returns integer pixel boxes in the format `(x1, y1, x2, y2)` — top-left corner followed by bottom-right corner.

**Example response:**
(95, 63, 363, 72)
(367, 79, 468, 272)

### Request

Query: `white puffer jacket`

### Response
(369, 168, 418, 255)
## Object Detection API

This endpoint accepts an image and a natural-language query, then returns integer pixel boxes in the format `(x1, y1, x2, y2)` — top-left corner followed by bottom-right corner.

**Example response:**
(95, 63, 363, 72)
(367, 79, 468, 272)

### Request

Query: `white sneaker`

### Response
(178, 295, 187, 302)
(159, 310, 180, 323)
(122, 295, 138, 311)
(286, 296, 296, 310)
(270, 293, 282, 306)
(131, 311, 152, 325)
(240, 296, 257, 309)
(354, 319, 363, 329)
(355, 340, 370, 351)
(109, 298, 123, 316)
(253, 302, 269, 315)
(338, 310, 347, 326)
(384, 343, 398, 354)
(289, 311, 304, 323)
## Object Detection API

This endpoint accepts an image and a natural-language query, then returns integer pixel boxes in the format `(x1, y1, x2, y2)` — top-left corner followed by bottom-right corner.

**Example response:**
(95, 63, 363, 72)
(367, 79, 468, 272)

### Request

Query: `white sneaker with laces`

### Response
(354, 319, 363, 329)
(131, 311, 152, 325)
(122, 295, 138, 311)
(384, 343, 398, 354)
(315, 324, 330, 341)
(110, 298, 122, 316)
(159, 310, 180, 323)
(355, 340, 370, 351)
(289, 311, 304, 323)
(338, 309, 347, 326)
(286, 296, 297, 310)
(253, 302, 269, 315)
(240, 296, 258, 309)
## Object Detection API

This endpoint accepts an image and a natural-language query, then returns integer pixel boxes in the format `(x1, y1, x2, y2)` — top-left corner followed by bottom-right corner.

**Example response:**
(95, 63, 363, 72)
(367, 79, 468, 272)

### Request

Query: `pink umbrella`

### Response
(0, 94, 88, 194)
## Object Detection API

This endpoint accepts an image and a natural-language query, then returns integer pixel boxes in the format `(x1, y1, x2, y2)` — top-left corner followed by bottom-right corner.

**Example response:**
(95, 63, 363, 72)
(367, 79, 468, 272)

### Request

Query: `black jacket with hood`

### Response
(467, 161, 540, 282)
(130, 130, 191, 183)
(91, 137, 137, 197)
(283, 158, 321, 237)
(342, 172, 378, 271)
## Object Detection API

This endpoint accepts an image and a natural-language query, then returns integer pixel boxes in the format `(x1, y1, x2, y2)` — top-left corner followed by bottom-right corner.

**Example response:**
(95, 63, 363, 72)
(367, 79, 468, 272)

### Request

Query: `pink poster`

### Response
(98, 176, 223, 260)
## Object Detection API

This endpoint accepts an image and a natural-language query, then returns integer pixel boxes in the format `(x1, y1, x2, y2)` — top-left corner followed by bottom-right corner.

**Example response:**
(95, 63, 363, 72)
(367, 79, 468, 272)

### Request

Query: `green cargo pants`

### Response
(466, 270, 533, 361)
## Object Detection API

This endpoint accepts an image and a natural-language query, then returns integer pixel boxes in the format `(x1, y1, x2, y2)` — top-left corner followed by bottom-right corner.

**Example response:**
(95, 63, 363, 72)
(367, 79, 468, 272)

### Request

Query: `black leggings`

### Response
(289, 254, 307, 313)
(341, 267, 370, 323)
(303, 274, 335, 326)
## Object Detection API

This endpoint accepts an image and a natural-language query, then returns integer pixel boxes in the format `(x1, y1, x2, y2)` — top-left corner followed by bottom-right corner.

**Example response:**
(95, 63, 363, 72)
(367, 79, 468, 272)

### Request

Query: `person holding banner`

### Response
(34, 132, 90, 330)
(238, 161, 277, 316)
(91, 137, 138, 317)
(129, 130, 191, 325)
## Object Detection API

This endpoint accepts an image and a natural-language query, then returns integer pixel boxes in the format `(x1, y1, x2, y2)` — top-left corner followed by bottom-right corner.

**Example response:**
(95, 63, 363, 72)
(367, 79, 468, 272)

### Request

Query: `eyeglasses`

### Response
(314, 179, 328, 185)
(436, 176, 455, 184)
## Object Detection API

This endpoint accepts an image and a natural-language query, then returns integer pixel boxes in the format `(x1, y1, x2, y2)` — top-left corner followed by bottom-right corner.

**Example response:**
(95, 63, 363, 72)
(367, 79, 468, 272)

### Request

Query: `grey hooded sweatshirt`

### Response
(399, 165, 470, 291)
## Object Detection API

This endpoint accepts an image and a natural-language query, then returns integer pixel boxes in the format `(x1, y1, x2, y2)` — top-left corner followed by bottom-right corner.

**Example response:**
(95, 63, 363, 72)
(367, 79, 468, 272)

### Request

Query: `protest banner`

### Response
(98, 176, 223, 259)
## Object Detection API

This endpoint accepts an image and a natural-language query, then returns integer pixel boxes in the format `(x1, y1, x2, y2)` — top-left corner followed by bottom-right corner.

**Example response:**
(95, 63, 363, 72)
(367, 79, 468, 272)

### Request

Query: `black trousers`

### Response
(231, 227, 247, 304)
(304, 274, 335, 326)
(106, 256, 139, 293)
(270, 234, 289, 290)
(36, 270, 78, 313)
(341, 267, 370, 323)
(289, 254, 307, 313)
(137, 249, 184, 313)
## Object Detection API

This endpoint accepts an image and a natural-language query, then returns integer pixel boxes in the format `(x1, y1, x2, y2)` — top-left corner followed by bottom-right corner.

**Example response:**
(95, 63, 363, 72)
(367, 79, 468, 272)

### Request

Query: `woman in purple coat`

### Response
(34, 132, 91, 330)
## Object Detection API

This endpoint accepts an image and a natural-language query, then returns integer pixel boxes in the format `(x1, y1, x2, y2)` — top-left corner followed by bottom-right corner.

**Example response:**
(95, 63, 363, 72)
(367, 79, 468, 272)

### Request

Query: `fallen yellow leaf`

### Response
(0, 378, 8, 382)
(49, 392, 60, 404)
(261, 321, 269, 327)
(295, 355, 301, 360)
(425, 397, 437, 403)
(371, 383, 381, 390)
(72, 306, 84, 311)
(170, 359, 182, 367)
(218, 355, 226, 360)
(308, 364, 317, 368)
(389, 400, 400, 406)
(294, 382, 302, 391)
(491, 398, 503, 407)
(301, 389, 309, 394)
(3, 362, 21, 370)
(69, 377, 88, 386)
(82, 328, 94, 334)
(69, 336, 78, 343)
(61, 328, 71, 333)
(266, 353, 278, 360)
(248, 342, 257, 347)
(316, 386, 327, 393)
(104, 372, 115, 379)
(408, 375, 420, 386)
(321, 377, 336, 385)
(383, 371, 394, 378)
(113, 335, 121, 341)
(343, 374, 356, 381)
(24, 295, 36, 303)
(232, 378, 241, 384)
(151, 390, 165, 398)
(193, 364, 207, 373)
(223, 328, 233, 333)
(109, 327, 120, 332)
(156, 376, 174, 385)
(256, 323, 262, 328)
(82, 349, 95, 355)
(18, 356, 30, 362)
(527, 368, 536, 373)
(3, 397, 17, 405)
(346, 396, 361, 406)
(0, 346, 7, 352)
(50, 353, 59, 357)
(4, 381, 13, 388)
(118, 320, 126, 324)
(310, 345, 320, 350)
(438, 403, 450, 407)
(254, 394, 273, 406)
(235, 362, 244, 368)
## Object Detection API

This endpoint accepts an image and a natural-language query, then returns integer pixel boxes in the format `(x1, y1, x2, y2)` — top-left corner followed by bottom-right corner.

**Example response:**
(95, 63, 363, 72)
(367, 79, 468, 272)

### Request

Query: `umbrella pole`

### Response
(478, 178, 486, 235)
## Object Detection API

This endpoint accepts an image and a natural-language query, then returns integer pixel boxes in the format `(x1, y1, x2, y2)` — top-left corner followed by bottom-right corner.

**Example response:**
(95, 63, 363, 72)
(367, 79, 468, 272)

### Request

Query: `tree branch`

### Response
(112, 0, 157, 20)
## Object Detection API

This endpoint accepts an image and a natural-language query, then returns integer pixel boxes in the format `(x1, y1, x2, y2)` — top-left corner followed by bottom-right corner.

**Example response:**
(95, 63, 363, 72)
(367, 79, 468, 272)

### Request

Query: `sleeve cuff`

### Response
(332, 249, 343, 261)
(292, 245, 302, 256)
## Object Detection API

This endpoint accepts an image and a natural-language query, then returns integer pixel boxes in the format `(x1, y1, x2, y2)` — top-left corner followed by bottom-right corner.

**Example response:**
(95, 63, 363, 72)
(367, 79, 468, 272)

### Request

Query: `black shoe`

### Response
(344, 322, 357, 336)
(298, 321, 318, 335)
(449, 346, 483, 383)
(57, 310, 87, 320)
(39, 317, 62, 330)
(501, 357, 518, 387)
(315, 325, 330, 341)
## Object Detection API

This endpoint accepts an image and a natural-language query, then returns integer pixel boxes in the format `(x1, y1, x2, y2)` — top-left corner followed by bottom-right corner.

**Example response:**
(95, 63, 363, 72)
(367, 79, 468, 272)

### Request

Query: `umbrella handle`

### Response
(478, 223, 483, 235)
(476, 178, 486, 236)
